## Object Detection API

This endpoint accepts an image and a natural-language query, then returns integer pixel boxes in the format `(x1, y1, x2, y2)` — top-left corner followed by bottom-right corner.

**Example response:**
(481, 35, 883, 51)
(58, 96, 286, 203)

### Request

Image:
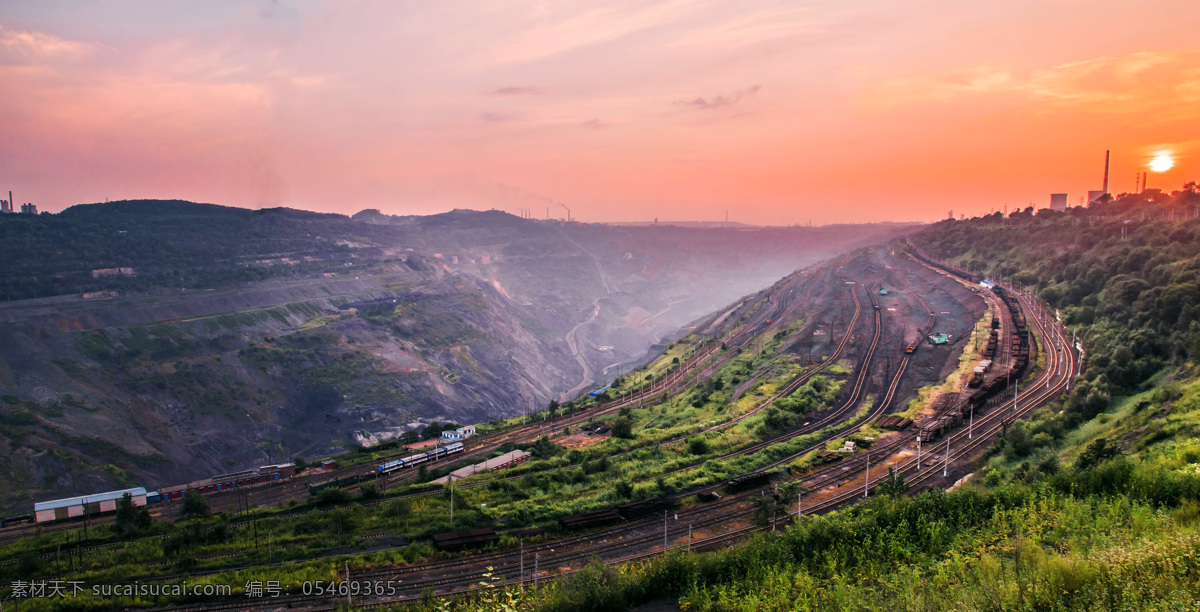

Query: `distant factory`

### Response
(1, 191, 37, 214)
(1049, 150, 1112, 211)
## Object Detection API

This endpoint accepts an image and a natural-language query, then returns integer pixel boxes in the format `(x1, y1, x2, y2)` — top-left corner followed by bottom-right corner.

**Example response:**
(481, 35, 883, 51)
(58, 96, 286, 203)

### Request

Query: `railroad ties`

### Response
(431, 528, 499, 551)
(875, 416, 912, 430)
(559, 509, 622, 531)
(915, 394, 962, 443)
(557, 497, 679, 531)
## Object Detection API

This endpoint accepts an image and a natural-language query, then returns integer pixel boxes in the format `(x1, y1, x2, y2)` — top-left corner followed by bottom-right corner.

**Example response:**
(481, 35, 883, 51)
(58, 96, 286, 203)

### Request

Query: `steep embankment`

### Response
(0, 201, 914, 511)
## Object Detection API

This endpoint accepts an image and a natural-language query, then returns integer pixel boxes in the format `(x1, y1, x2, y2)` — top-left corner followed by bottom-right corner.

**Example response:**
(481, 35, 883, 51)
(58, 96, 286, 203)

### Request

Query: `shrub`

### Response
(612, 417, 634, 439)
(541, 560, 625, 612)
(314, 487, 350, 506)
(180, 493, 211, 519)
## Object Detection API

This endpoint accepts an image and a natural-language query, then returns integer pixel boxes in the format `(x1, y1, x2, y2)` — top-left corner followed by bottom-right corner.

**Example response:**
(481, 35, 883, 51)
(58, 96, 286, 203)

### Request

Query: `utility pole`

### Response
(772, 484, 779, 531)
(345, 560, 352, 608)
(863, 452, 870, 498)
(969, 403, 974, 439)
(917, 437, 922, 471)
(663, 511, 668, 551)
(943, 439, 950, 477)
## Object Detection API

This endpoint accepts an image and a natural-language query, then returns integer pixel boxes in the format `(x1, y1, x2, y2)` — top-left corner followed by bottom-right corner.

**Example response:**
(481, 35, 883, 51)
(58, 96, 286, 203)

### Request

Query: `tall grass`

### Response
(407, 482, 1200, 612)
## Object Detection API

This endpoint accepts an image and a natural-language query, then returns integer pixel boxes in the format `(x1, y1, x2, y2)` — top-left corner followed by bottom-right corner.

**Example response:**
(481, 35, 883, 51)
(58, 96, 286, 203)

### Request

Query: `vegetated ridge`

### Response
(490, 182, 1200, 611)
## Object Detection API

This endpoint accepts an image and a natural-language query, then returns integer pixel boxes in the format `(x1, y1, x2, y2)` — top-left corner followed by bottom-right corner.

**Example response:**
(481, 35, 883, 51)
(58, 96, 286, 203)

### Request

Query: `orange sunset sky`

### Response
(1, 0, 1198, 225)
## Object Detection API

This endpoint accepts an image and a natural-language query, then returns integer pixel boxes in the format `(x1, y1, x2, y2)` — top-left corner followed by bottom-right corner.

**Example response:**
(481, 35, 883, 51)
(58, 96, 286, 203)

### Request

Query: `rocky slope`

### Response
(0, 201, 914, 510)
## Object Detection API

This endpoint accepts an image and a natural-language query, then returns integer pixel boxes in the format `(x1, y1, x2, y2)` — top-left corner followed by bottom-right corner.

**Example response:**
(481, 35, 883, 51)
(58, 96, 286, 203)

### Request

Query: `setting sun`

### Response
(1149, 152, 1176, 172)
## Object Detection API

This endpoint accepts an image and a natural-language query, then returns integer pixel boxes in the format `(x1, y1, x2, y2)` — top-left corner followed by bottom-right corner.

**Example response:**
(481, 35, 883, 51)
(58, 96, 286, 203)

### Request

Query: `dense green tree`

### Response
(114, 492, 152, 533)
(1077, 438, 1122, 470)
(180, 493, 211, 520)
(878, 465, 908, 497)
(611, 417, 634, 439)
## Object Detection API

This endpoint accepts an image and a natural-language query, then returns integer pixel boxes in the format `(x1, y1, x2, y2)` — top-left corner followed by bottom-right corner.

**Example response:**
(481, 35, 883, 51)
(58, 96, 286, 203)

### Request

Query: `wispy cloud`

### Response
(0, 24, 102, 65)
(675, 85, 761, 110)
(865, 51, 1200, 117)
(491, 86, 542, 95)
(480, 1, 693, 66)
(481, 111, 519, 122)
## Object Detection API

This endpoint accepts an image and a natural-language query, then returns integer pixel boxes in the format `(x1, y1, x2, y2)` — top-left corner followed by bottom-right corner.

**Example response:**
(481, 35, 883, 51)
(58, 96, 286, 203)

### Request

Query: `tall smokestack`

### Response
(1102, 150, 1110, 194)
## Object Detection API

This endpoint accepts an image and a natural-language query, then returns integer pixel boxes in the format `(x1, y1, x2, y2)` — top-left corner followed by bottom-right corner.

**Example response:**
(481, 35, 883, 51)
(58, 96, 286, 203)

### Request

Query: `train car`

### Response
(257, 463, 296, 481)
(617, 497, 677, 520)
(435, 441, 465, 458)
(1, 515, 32, 528)
(378, 458, 408, 475)
(726, 471, 771, 493)
(816, 452, 844, 464)
(377, 441, 465, 475)
(308, 471, 376, 495)
(432, 528, 499, 551)
(876, 416, 913, 430)
(559, 509, 622, 530)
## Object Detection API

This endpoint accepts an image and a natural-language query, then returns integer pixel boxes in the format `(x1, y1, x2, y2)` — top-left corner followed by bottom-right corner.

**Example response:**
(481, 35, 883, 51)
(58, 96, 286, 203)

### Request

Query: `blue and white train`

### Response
(377, 442, 464, 474)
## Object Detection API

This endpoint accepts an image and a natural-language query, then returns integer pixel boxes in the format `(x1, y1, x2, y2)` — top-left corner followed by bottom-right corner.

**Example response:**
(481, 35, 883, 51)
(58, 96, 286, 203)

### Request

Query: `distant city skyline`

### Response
(1, 0, 1197, 224)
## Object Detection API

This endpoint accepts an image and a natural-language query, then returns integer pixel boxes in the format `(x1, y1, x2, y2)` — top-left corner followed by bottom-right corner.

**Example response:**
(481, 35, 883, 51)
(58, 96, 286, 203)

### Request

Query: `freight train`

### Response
(725, 471, 772, 493)
(965, 284, 1031, 411)
(905, 246, 1033, 419)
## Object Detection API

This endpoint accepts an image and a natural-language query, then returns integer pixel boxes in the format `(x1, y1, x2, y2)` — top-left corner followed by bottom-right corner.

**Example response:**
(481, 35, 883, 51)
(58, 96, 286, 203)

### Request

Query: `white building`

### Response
(440, 425, 477, 441)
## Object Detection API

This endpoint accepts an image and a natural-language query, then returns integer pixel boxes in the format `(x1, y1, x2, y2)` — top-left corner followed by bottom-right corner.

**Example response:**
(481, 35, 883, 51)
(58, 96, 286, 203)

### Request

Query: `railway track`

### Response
(147, 278, 916, 609)
(325, 274, 1077, 608)
(34, 253, 1073, 612)
(1, 266, 836, 556)
(138, 275, 897, 608)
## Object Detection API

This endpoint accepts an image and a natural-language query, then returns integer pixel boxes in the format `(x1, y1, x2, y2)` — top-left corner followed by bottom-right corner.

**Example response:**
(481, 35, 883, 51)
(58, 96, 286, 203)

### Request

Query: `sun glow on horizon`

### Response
(1148, 152, 1175, 173)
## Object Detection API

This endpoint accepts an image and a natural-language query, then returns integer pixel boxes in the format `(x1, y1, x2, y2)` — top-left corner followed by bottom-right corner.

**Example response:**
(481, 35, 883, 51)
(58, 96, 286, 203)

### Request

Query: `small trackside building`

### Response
(440, 425, 477, 442)
(34, 487, 148, 524)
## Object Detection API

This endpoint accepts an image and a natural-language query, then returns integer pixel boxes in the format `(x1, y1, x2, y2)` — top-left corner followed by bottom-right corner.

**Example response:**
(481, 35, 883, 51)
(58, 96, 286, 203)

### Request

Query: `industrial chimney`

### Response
(1102, 150, 1110, 194)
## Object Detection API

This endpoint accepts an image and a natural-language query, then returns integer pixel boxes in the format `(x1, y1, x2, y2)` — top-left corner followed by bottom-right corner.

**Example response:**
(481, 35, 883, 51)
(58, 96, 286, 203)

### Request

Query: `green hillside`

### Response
(424, 184, 1200, 611)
